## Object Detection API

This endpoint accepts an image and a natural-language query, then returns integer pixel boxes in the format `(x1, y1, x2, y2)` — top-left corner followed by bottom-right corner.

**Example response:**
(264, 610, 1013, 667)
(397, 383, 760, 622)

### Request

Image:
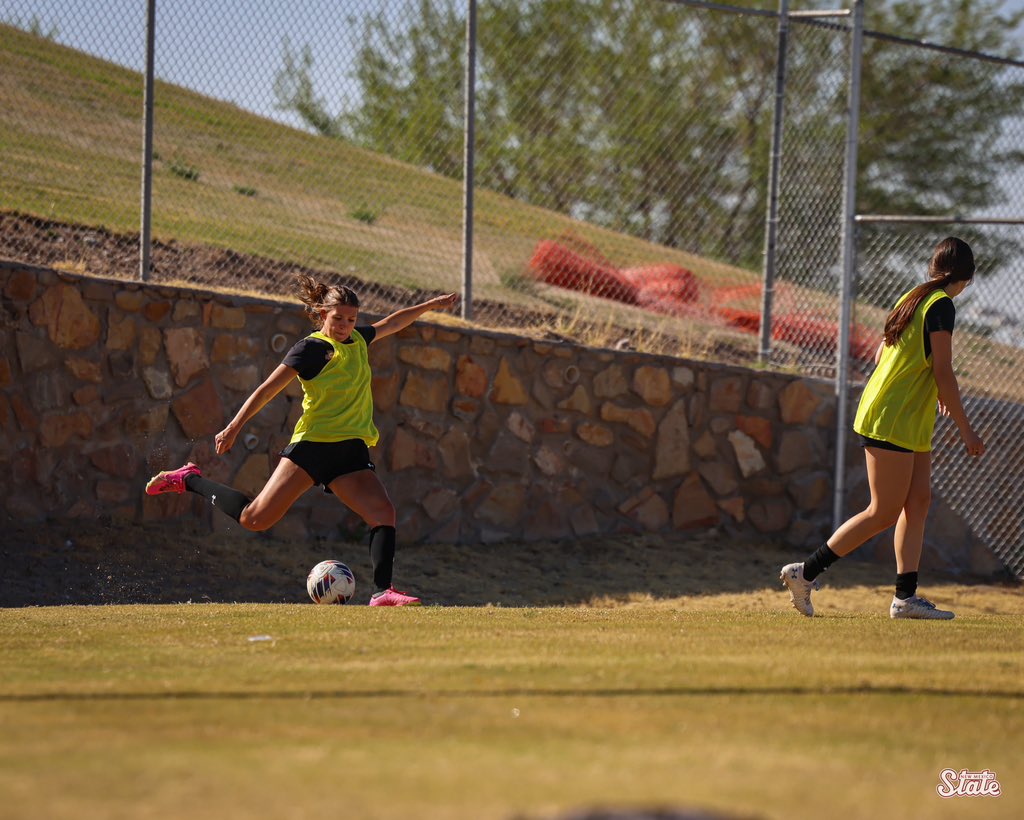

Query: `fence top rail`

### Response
(856, 215, 1024, 226)
(788, 9, 851, 18)
(658, 0, 777, 18)
(658, 1, 1024, 70)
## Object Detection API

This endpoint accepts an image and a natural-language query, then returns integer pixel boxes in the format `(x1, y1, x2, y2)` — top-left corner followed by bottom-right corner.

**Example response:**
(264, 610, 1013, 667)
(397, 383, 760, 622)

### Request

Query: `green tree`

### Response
(273, 0, 1024, 279)
(854, 1, 1024, 304)
(275, 1, 465, 178)
(3, 14, 59, 40)
(273, 39, 343, 139)
(475, 0, 604, 216)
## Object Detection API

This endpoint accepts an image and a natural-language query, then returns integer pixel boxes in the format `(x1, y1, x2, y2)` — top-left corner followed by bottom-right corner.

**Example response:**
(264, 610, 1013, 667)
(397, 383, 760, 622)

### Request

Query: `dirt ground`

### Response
(2, 517, 1021, 616)
(0, 211, 548, 334)
(1, 211, 772, 365)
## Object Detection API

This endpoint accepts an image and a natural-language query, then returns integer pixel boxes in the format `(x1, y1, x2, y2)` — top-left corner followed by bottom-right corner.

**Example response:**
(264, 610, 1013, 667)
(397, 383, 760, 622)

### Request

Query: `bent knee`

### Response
(239, 506, 277, 532)
(864, 504, 902, 529)
(365, 501, 396, 528)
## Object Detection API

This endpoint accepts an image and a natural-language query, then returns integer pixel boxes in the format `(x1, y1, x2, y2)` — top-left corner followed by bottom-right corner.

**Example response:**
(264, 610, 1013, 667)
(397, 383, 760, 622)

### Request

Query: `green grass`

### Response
(1, 605, 1020, 819)
(7, 22, 1024, 384)
(0, 23, 752, 293)
(0, 20, 772, 363)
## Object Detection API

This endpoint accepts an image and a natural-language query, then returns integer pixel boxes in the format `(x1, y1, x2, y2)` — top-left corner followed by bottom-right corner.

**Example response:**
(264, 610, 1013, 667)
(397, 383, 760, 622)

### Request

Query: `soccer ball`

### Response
(306, 560, 356, 605)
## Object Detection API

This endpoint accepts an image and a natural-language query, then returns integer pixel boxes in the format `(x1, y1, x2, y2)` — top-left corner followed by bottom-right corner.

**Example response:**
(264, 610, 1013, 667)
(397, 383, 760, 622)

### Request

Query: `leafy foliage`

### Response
(273, 0, 1024, 284)
(3, 14, 59, 40)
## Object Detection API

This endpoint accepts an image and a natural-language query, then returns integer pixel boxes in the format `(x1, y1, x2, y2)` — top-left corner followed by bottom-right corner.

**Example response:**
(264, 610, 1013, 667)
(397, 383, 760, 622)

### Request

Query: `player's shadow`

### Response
(397, 535, 965, 607)
(1, 521, 1012, 607)
(3, 683, 1021, 702)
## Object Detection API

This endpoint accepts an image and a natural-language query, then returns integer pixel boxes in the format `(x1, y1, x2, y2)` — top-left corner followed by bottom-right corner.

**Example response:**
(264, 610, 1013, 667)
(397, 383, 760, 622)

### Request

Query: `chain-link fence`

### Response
(2, 0, 1023, 574)
(764, 11, 851, 374)
(848, 27, 1024, 578)
(0, 0, 861, 366)
(0, 0, 791, 362)
(0, 0, 143, 262)
(858, 224, 1024, 577)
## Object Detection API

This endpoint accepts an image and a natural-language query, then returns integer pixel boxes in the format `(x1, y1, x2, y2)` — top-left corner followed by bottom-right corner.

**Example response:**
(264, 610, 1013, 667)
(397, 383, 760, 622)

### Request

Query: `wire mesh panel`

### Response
(850, 32, 1024, 577)
(768, 15, 851, 375)
(144, 0, 466, 314)
(0, 1, 144, 270)
(857, 226, 1024, 578)
(467, 0, 781, 361)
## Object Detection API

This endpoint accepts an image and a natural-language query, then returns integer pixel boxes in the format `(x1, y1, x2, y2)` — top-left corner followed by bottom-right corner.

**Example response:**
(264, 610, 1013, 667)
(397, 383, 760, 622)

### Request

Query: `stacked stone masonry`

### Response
(0, 262, 996, 574)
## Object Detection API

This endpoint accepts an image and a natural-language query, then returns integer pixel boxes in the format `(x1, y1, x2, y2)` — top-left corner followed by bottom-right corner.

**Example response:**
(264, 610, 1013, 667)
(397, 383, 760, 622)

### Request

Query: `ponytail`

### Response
(295, 273, 359, 328)
(883, 237, 974, 346)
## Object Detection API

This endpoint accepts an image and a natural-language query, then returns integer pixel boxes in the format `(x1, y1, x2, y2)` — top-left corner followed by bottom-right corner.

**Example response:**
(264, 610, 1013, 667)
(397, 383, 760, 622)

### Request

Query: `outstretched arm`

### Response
(215, 364, 296, 455)
(931, 330, 984, 456)
(372, 293, 459, 340)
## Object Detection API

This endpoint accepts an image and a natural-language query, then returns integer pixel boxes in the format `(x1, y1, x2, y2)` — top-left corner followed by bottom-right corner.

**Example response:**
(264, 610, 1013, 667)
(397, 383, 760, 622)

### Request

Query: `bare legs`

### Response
(331, 471, 397, 592)
(329, 470, 396, 527)
(785, 446, 943, 617)
(893, 451, 932, 573)
(826, 447, 932, 569)
(231, 458, 395, 535)
(209, 459, 402, 594)
(828, 448, 914, 557)
(238, 458, 314, 531)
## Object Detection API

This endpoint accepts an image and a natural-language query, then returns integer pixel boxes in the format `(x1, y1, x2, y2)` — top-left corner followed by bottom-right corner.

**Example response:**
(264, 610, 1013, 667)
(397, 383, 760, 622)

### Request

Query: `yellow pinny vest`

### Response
(853, 288, 951, 452)
(289, 330, 379, 446)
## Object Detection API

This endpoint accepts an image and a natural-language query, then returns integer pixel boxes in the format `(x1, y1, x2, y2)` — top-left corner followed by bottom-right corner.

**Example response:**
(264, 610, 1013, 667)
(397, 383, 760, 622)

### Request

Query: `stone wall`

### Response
(0, 261, 1001, 575)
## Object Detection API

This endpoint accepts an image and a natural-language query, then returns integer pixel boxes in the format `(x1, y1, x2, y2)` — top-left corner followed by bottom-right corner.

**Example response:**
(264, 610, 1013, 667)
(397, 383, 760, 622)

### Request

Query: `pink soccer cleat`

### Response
(369, 587, 422, 607)
(145, 462, 201, 495)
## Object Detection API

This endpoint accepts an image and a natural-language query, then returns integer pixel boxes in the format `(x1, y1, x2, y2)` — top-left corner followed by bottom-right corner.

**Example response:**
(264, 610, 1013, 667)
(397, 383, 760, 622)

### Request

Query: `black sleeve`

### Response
(356, 325, 377, 345)
(924, 299, 956, 335)
(282, 337, 334, 381)
(922, 299, 955, 359)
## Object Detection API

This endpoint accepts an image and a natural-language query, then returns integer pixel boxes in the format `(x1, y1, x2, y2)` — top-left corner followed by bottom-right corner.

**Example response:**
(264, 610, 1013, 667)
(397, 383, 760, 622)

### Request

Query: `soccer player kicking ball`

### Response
(147, 273, 458, 606)
(781, 237, 986, 620)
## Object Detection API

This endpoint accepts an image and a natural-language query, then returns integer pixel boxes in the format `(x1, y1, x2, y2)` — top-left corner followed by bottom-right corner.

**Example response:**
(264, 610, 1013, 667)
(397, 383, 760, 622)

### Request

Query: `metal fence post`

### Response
(759, 0, 790, 363)
(461, 0, 477, 321)
(139, 0, 156, 282)
(833, 0, 865, 532)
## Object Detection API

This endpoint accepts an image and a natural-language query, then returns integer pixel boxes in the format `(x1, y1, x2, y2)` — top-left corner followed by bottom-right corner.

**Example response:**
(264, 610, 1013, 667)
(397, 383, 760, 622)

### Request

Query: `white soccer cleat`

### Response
(889, 595, 955, 620)
(780, 562, 818, 617)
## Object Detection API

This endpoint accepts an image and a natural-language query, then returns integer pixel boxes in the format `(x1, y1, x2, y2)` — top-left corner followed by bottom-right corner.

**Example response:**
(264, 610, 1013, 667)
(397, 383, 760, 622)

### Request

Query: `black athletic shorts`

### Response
(858, 435, 913, 454)
(280, 439, 376, 492)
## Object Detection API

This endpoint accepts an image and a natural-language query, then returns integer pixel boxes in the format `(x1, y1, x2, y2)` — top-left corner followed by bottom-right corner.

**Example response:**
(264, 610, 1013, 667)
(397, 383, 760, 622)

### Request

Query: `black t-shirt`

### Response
(282, 326, 377, 380)
(923, 298, 955, 359)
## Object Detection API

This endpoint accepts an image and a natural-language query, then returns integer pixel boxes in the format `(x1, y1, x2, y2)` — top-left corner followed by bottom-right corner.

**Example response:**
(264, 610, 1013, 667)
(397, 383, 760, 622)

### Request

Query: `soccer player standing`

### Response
(781, 237, 985, 619)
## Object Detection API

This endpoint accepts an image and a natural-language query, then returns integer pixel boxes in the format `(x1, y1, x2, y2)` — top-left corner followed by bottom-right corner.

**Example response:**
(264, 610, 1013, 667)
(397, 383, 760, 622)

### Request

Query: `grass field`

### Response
(2, 22, 1023, 820)
(2, 594, 1021, 820)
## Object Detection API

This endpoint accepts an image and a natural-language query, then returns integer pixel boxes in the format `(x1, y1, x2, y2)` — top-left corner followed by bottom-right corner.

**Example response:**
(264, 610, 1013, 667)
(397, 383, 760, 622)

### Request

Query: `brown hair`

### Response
(295, 273, 359, 328)
(882, 236, 975, 346)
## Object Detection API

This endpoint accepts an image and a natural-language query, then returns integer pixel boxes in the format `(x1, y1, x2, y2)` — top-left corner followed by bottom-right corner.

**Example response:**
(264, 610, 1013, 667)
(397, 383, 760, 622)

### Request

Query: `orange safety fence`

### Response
(527, 239, 878, 362)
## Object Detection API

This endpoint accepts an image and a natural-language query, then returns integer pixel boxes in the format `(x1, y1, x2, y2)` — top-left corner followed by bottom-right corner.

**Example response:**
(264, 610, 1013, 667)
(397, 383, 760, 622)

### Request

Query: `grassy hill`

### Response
(5, 22, 1024, 393)
(0, 22, 772, 356)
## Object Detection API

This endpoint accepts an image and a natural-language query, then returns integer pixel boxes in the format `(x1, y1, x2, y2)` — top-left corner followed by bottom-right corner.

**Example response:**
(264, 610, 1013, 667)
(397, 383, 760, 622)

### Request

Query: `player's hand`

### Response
(961, 429, 985, 457)
(428, 293, 459, 311)
(215, 425, 239, 455)
(937, 399, 950, 417)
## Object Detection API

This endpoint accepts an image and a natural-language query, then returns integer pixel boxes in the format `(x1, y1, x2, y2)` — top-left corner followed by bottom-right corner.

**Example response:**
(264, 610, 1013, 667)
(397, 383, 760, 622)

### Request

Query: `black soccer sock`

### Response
(184, 474, 252, 524)
(895, 571, 919, 601)
(802, 543, 841, 582)
(369, 525, 396, 592)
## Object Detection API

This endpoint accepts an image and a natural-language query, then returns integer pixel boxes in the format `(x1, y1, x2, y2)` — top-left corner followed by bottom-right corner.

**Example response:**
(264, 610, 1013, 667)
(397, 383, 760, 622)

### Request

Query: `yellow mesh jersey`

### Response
(289, 330, 379, 446)
(853, 288, 951, 452)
